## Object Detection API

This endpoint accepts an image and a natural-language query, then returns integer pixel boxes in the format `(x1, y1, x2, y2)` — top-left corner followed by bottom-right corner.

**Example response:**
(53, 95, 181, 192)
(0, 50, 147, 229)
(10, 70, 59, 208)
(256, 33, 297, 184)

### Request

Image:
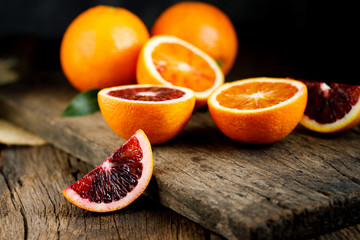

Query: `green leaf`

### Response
(216, 59, 223, 68)
(62, 89, 100, 117)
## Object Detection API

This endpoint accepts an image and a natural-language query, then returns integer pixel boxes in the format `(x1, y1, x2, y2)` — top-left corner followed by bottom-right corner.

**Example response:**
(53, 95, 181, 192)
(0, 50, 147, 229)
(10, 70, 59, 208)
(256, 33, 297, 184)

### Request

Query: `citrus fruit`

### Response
(136, 35, 224, 108)
(60, 5, 149, 91)
(208, 77, 308, 144)
(300, 81, 360, 133)
(62, 129, 153, 212)
(151, 1, 238, 75)
(98, 84, 195, 144)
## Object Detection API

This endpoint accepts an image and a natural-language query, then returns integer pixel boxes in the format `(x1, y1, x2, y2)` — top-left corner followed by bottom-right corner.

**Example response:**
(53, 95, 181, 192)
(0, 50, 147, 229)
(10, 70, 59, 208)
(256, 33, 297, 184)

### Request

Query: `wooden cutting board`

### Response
(1, 71, 360, 240)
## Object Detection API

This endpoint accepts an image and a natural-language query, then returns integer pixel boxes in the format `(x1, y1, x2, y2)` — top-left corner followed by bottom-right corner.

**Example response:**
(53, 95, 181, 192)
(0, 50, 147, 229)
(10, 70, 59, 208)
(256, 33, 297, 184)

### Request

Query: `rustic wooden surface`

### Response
(0, 144, 225, 240)
(1, 68, 360, 240)
(1, 37, 360, 239)
(1, 144, 359, 240)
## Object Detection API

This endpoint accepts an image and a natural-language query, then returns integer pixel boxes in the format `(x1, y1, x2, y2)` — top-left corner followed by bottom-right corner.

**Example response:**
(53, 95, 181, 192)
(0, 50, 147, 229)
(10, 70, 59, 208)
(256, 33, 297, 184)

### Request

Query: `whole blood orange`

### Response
(62, 129, 152, 212)
(208, 78, 308, 144)
(300, 81, 360, 133)
(98, 84, 195, 144)
(136, 35, 224, 108)
(60, 5, 149, 91)
(151, 1, 238, 75)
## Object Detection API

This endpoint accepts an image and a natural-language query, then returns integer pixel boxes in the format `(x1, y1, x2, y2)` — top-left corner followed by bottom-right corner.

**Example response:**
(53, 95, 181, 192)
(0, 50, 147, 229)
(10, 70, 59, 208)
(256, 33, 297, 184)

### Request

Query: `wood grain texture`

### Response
(0, 145, 359, 240)
(1, 70, 360, 239)
(0, 144, 219, 240)
(312, 224, 360, 240)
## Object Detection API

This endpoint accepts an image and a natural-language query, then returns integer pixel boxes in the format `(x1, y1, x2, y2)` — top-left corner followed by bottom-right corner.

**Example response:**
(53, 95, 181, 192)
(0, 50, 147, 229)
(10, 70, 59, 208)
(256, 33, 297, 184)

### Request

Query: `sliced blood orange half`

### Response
(136, 35, 224, 108)
(300, 81, 360, 133)
(208, 77, 308, 144)
(98, 84, 195, 144)
(62, 129, 153, 212)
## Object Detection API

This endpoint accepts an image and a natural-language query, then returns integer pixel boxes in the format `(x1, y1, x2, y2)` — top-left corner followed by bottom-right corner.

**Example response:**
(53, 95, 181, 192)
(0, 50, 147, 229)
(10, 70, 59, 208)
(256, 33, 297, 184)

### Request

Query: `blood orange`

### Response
(62, 129, 153, 212)
(300, 81, 360, 133)
(98, 84, 195, 144)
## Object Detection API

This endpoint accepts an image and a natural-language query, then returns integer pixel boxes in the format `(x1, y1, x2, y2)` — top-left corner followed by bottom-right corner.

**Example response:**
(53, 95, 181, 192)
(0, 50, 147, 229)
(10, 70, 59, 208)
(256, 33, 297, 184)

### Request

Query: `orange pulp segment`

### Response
(152, 43, 216, 92)
(216, 82, 299, 110)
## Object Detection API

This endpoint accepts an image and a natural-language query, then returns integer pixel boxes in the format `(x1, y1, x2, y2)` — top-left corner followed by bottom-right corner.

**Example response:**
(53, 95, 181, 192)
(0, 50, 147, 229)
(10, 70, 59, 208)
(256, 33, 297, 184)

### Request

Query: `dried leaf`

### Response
(0, 58, 19, 86)
(0, 118, 46, 146)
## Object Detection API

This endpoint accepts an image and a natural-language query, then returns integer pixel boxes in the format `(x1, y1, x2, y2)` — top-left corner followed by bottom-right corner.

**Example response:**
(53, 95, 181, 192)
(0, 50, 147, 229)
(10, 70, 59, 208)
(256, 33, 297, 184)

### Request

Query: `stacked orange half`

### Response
(136, 35, 224, 108)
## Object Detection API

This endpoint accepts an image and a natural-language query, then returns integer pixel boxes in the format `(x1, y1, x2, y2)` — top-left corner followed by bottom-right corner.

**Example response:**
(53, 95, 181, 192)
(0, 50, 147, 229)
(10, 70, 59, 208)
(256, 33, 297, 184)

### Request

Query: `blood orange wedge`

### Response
(208, 77, 308, 144)
(98, 84, 195, 144)
(300, 81, 360, 133)
(62, 129, 153, 212)
(136, 35, 224, 108)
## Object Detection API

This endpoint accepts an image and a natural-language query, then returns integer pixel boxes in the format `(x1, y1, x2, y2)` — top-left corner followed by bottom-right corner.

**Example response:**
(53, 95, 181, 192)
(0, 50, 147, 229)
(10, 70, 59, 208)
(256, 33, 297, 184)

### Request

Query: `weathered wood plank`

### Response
(1, 144, 359, 239)
(0, 147, 25, 239)
(312, 224, 360, 240)
(1, 70, 360, 239)
(0, 145, 216, 239)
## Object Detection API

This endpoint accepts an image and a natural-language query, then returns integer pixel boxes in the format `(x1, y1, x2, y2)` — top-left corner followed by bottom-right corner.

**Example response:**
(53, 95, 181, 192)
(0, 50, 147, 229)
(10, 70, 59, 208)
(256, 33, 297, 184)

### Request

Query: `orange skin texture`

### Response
(301, 106, 360, 133)
(151, 1, 238, 75)
(208, 81, 308, 144)
(98, 89, 195, 145)
(60, 5, 149, 91)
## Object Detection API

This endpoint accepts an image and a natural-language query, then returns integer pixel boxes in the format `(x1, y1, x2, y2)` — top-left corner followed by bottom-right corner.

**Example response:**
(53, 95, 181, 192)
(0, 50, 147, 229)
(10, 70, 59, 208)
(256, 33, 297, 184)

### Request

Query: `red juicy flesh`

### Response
(70, 136, 143, 203)
(108, 87, 185, 101)
(303, 81, 360, 124)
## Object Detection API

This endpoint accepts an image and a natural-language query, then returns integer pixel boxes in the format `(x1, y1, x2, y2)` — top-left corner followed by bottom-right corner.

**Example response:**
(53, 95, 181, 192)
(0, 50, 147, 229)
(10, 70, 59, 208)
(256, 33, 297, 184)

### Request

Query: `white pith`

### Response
(99, 84, 195, 104)
(63, 130, 153, 212)
(208, 78, 307, 113)
(143, 35, 224, 99)
(100, 158, 113, 171)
